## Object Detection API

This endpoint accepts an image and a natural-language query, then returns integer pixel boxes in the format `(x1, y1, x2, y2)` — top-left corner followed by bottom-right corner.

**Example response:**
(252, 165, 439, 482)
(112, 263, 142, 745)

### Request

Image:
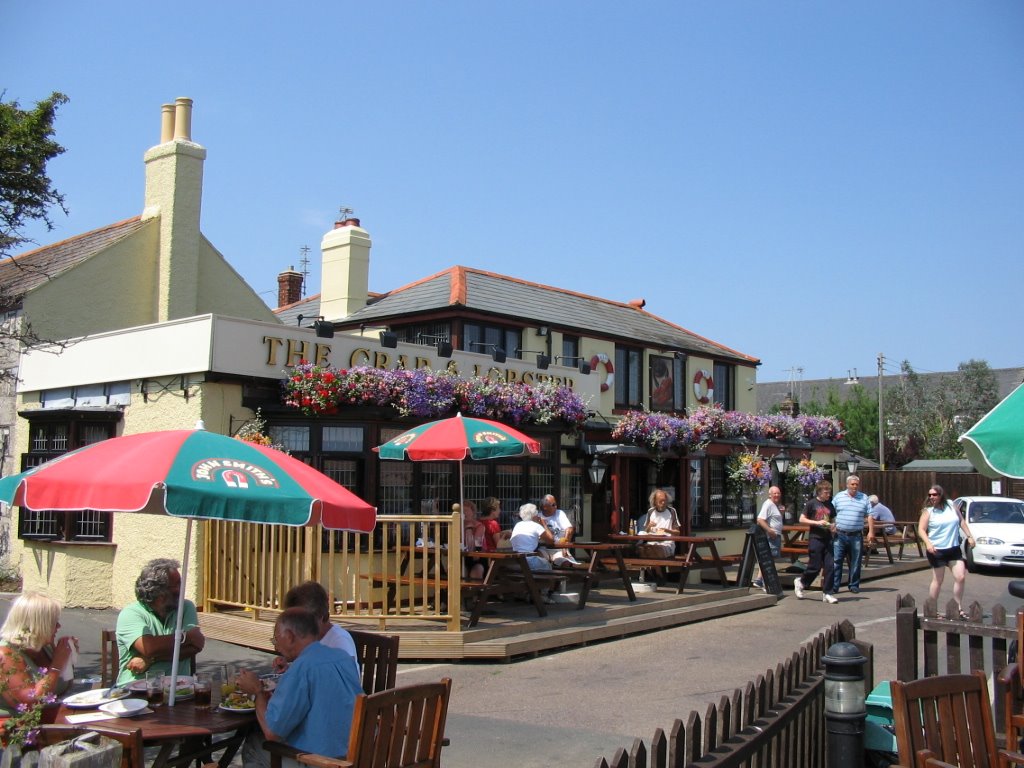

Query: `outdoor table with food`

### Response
(55, 670, 265, 768)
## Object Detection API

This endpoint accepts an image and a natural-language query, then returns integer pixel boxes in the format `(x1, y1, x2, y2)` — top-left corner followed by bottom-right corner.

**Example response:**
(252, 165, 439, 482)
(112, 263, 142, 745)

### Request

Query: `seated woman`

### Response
(509, 503, 555, 571)
(0, 593, 78, 725)
(636, 489, 681, 559)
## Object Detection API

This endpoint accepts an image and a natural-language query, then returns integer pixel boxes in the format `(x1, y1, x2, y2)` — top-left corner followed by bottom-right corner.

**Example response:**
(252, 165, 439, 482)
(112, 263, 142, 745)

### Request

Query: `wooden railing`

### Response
(592, 620, 869, 768)
(202, 513, 464, 631)
(894, 592, 1016, 734)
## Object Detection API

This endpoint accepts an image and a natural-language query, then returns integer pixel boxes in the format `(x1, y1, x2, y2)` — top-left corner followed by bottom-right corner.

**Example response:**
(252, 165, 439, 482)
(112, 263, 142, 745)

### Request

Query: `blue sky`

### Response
(5, 1, 1022, 385)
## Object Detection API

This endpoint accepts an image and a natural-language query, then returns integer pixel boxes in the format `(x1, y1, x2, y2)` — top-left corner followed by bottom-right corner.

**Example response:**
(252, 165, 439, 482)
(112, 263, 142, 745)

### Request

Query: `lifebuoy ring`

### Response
(589, 353, 615, 393)
(693, 369, 714, 404)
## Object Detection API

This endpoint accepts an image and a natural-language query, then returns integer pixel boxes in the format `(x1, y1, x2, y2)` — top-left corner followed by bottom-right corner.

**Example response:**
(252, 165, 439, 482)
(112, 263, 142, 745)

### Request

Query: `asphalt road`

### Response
(5, 566, 1023, 768)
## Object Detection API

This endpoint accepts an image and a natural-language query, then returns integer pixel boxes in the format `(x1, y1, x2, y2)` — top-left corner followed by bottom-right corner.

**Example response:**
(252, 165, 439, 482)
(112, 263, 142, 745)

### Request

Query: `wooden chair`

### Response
(1000, 608, 1024, 754)
(100, 628, 119, 687)
(891, 670, 1024, 767)
(265, 677, 452, 768)
(29, 725, 145, 768)
(348, 628, 399, 694)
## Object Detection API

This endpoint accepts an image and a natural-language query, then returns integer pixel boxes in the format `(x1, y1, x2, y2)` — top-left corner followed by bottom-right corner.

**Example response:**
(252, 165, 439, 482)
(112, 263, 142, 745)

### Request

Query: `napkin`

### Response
(63, 712, 120, 724)
(61, 646, 79, 682)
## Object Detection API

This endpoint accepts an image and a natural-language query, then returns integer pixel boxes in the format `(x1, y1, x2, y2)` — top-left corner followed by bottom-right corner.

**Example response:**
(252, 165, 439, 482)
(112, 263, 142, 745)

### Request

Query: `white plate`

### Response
(98, 699, 150, 718)
(63, 687, 131, 709)
(219, 697, 256, 713)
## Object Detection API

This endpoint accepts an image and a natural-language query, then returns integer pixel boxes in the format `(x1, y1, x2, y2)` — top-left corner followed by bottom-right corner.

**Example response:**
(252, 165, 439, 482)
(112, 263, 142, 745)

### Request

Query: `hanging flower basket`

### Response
(726, 450, 773, 495)
(282, 362, 588, 429)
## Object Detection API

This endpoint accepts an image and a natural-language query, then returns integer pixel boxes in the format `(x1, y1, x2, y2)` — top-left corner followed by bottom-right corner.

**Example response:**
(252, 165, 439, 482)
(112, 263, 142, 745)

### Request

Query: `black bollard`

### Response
(823, 641, 867, 768)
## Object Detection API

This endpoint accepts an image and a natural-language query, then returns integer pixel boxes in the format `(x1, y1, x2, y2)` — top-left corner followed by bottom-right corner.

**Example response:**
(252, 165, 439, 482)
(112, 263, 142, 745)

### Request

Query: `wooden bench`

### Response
(508, 567, 593, 609)
(598, 555, 717, 594)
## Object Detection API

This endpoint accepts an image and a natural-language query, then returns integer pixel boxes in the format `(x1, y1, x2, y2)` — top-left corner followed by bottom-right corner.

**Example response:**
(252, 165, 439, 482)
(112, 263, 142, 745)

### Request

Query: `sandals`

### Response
(958, 609, 970, 621)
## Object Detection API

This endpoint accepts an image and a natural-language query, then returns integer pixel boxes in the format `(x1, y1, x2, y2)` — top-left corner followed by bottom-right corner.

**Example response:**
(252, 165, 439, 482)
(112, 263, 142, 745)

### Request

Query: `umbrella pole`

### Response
(168, 518, 192, 706)
(458, 464, 465, 550)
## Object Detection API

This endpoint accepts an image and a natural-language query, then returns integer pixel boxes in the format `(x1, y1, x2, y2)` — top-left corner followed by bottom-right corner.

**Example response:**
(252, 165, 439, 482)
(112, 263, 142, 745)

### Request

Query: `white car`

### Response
(955, 496, 1024, 572)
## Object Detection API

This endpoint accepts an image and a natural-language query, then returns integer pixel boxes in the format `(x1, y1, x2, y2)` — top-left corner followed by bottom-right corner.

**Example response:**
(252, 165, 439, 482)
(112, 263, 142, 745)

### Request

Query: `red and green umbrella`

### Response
(0, 428, 376, 529)
(0, 427, 376, 701)
(374, 413, 540, 527)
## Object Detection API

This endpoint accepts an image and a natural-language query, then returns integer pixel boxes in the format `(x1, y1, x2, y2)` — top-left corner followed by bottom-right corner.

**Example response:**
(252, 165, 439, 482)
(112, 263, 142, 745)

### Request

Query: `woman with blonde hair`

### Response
(0, 593, 78, 719)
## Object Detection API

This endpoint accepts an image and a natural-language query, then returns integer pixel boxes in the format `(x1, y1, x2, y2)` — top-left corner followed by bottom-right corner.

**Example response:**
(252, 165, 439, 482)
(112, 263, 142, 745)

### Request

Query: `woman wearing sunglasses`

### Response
(918, 485, 975, 620)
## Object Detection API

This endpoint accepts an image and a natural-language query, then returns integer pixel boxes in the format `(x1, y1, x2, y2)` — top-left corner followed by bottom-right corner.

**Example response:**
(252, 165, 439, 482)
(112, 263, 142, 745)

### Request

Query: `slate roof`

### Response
(0, 217, 146, 300)
(276, 266, 758, 365)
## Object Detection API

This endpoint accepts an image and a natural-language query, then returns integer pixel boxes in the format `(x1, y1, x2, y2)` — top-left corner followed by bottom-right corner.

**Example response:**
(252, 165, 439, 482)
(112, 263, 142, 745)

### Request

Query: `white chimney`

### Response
(142, 97, 206, 321)
(319, 216, 371, 320)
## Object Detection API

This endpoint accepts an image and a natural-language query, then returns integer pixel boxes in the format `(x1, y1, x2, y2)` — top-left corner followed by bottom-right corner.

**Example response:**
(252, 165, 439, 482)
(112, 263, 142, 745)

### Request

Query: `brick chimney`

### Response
(142, 97, 206, 321)
(319, 216, 371, 320)
(277, 265, 303, 308)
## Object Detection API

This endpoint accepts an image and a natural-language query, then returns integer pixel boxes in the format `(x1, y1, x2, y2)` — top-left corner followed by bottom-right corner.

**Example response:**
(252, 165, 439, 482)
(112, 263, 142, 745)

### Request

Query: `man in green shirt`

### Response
(115, 558, 205, 685)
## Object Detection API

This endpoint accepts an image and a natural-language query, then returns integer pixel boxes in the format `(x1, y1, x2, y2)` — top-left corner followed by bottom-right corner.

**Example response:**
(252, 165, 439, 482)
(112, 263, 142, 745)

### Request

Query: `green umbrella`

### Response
(959, 383, 1024, 479)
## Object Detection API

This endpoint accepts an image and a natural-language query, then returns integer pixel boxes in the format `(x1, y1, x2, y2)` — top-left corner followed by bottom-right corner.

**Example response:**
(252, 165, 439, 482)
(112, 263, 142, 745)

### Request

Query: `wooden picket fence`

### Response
(894, 592, 1019, 733)
(592, 620, 870, 768)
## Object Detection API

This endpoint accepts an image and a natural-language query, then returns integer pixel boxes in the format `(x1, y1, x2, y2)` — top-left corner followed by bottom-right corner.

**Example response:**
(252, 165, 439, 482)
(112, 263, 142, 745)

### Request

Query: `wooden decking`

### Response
(197, 553, 930, 662)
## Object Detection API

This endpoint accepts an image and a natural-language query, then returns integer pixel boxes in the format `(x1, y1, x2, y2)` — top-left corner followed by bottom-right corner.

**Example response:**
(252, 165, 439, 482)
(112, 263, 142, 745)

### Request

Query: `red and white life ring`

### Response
(693, 369, 714, 404)
(590, 353, 615, 392)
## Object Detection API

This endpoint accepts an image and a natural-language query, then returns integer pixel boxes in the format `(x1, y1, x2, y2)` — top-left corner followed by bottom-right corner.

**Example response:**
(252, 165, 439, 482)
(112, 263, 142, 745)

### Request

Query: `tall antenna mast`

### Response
(298, 245, 311, 297)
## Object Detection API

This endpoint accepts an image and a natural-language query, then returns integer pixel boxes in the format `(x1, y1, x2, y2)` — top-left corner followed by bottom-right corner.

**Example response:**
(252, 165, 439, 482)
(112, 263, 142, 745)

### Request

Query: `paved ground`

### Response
(5, 566, 1023, 767)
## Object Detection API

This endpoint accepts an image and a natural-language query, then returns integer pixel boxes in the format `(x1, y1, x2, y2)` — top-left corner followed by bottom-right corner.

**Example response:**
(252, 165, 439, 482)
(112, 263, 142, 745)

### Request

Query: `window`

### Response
(561, 335, 579, 362)
(393, 322, 452, 347)
(18, 413, 120, 542)
(40, 382, 131, 409)
(713, 362, 733, 410)
(463, 322, 522, 360)
(614, 346, 642, 408)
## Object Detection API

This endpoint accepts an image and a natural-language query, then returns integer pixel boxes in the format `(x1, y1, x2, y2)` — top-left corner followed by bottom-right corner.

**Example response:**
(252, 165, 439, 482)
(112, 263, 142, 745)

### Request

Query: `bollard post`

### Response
(823, 641, 867, 768)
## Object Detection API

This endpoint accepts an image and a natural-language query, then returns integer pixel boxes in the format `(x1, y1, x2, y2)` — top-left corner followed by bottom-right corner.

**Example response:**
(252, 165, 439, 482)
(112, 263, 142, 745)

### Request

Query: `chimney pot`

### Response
(173, 97, 193, 141)
(160, 104, 175, 143)
(334, 217, 361, 229)
(628, 298, 646, 309)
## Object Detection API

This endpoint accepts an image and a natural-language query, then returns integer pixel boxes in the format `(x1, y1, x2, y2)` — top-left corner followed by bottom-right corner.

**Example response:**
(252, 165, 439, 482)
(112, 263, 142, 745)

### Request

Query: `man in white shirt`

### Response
(271, 581, 359, 676)
(539, 495, 574, 544)
(752, 486, 784, 591)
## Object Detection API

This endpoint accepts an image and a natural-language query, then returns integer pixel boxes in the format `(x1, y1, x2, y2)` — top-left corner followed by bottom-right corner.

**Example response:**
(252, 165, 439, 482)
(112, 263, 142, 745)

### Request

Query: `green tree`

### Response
(0, 91, 68, 260)
(802, 384, 878, 460)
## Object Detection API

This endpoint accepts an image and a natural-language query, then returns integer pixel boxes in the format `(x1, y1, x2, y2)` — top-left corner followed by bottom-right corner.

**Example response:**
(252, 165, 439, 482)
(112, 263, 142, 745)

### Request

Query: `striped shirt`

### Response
(833, 490, 871, 533)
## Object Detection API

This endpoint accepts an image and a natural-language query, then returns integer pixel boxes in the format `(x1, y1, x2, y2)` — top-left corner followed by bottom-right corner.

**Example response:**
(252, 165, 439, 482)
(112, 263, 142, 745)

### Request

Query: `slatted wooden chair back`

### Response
(31, 724, 145, 768)
(100, 628, 119, 688)
(348, 628, 399, 694)
(891, 670, 1003, 768)
(266, 678, 451, 768)
(345, 677, 451, 768)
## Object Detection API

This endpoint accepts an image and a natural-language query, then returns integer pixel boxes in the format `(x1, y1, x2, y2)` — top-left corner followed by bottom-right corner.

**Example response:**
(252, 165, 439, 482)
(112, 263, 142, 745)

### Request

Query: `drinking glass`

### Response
(194, 672, 213, 710)
(146, 673, 164, 706)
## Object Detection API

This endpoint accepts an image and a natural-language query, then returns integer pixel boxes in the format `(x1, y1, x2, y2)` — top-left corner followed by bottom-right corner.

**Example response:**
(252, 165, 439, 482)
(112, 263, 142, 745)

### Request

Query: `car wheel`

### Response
(965, 545, 977, 573)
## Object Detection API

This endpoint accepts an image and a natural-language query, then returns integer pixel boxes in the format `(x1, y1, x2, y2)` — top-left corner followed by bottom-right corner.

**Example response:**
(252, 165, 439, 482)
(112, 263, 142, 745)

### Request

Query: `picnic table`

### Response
(365, 545, 559, 627)
(606, 534, 731, 593)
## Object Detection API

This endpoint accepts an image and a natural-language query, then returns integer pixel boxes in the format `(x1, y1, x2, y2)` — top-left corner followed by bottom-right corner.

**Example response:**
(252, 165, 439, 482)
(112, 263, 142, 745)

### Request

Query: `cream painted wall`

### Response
(196, 238, 279, 323)
(8, 379, 251, 609)
(24, 221, 160, 340)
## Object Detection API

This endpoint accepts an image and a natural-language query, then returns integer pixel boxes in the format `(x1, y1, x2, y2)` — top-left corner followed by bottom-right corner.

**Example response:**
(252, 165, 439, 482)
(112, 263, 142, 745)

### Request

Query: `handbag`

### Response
(38, 732, 122, 768)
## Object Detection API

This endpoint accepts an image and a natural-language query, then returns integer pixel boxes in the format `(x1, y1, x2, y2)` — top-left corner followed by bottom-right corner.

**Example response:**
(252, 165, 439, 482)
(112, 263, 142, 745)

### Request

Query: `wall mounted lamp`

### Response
(536, 325, 549, 337)
(588, 457, 607, 485)
(554, 355, 591, 375)
(772, 447, 792, 477)
(417, 333, 454, 358)
(515, 348, 550, 370)
(296, 314, 335, 339)
(468, 341, 506, 363)
(379, 331, 398, 348)
(835, 451, 860, 475)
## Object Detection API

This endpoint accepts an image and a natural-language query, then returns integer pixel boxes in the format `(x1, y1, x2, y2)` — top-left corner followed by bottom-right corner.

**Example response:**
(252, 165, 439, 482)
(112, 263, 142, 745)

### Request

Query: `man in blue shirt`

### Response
(831, 476, 873, 595)
(239, 608, 363, 766)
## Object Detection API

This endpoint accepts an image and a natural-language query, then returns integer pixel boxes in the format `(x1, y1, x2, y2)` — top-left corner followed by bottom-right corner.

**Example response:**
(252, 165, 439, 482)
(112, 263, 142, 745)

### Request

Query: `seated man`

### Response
(509, 503, 555, 571)
(272, 581, 359, 675)
(868, 495, 898, 535)
(239, 608, 363, 767)
(115, 558, 205, 685)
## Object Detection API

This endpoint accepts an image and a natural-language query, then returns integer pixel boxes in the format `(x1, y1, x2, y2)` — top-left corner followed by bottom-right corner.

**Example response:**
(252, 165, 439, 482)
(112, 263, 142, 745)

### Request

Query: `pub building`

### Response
(1, 99, 844, 611)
